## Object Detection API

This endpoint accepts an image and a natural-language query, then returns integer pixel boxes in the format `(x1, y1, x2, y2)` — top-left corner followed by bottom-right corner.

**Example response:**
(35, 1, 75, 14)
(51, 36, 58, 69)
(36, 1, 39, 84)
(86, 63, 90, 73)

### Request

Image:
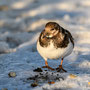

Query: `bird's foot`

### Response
(42, 66, 55, 71)
(56, 65, 67, 72)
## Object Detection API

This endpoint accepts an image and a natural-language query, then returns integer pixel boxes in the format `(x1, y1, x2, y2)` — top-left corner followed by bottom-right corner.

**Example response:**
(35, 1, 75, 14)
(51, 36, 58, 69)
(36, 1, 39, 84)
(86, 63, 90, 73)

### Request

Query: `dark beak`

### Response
(43, 33, 49, 38)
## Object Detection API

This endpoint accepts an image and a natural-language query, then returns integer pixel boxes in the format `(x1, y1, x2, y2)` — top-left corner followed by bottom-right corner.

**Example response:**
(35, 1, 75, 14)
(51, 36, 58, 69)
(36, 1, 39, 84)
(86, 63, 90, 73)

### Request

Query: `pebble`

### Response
(39, 73, 43, 75)
(8, 72, 16, 77)
(33, 68, 43, 72)
(69, 74, 77, 79)
(48, 81, 55, 84)
(31, 82, 38, 87)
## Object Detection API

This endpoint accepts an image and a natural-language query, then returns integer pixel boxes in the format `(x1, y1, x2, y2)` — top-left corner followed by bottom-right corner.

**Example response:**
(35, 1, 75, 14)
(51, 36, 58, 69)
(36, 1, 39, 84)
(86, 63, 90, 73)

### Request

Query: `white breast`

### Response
(37, 40, 73, 60)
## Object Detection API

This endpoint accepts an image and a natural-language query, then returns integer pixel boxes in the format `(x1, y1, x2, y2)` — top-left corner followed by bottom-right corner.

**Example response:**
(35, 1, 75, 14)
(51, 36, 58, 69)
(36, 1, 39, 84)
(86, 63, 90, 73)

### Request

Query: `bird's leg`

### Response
(42, 60, 55, 70)
(56, 58, 67, 72)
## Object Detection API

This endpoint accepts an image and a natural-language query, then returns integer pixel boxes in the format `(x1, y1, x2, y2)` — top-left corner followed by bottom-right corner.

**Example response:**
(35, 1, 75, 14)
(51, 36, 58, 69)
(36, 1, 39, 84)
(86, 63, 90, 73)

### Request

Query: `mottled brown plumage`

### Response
(45, 22, 60, 30)
(39, 30, 50, 47)
(37, 22, 74, 72)
(39, 24, 74, 49)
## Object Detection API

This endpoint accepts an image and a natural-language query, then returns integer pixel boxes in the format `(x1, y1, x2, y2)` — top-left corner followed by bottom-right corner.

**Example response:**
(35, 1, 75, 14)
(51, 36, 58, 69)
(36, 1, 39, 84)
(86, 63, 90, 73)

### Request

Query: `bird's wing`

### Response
(65, 29, 74, 47)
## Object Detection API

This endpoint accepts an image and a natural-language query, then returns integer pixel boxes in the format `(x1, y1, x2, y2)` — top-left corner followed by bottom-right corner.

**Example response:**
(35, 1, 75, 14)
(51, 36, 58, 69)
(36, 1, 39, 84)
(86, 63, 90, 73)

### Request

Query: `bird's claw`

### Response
(56, 65, 67, 72)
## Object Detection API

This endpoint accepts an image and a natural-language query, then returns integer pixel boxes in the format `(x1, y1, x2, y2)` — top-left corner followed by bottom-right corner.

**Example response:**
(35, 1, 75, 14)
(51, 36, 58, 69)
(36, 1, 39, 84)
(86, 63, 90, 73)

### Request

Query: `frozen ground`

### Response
(0, 0, 90, 90)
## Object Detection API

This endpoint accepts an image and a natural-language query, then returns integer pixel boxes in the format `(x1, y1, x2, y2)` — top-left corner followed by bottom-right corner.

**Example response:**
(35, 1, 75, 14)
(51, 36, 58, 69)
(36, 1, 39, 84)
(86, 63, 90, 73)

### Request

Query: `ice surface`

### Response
(0, 0, 90, 90)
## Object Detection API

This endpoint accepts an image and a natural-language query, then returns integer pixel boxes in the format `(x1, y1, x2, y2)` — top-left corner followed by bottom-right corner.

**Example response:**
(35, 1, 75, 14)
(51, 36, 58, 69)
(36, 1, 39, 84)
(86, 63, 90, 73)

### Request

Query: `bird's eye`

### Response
(51, 28, 54, 30)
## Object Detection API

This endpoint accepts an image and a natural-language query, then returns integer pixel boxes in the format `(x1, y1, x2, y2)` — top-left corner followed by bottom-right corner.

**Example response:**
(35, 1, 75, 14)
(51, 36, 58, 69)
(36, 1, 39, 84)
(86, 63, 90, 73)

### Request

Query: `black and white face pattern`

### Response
(43, 22, 60, 39)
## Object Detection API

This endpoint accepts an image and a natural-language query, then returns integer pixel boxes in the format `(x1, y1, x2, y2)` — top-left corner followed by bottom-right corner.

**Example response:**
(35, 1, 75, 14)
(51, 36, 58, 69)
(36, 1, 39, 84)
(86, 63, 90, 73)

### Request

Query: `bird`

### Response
(37, 22, 74, 72)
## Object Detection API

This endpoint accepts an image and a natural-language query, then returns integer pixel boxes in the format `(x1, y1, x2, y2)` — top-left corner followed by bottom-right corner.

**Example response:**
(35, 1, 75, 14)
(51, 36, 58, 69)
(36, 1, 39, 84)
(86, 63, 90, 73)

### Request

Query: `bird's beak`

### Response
(43, 35, 46, 38)
(43, 32, 49, 38)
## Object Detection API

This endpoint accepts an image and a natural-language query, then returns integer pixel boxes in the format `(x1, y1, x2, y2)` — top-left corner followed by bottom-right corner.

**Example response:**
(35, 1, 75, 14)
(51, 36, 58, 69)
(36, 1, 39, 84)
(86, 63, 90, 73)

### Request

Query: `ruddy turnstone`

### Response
(37, 22, 74, 72)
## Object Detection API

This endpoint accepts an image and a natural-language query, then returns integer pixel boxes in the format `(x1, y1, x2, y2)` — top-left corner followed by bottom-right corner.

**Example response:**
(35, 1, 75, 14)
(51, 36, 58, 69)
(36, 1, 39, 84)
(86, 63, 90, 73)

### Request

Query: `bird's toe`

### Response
(56, 65, 67, 72)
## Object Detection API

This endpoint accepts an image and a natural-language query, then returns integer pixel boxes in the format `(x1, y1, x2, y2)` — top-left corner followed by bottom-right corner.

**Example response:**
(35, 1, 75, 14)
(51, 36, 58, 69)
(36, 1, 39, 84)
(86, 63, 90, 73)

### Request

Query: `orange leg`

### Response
(42, 60, 55, 71)
(56, 58, 67, 72)
(45, 61, 48, 66)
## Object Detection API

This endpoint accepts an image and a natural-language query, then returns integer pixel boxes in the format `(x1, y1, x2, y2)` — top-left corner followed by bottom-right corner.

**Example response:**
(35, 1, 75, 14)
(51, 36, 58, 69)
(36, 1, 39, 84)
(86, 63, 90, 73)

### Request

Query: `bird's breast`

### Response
(37, 40, 73, 60)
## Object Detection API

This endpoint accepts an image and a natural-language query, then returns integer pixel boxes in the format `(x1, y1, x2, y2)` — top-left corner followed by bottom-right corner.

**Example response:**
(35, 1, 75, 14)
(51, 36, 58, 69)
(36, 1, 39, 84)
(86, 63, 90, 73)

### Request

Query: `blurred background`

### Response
(0, 0, 90, 54)
(0, 0, 90, 89)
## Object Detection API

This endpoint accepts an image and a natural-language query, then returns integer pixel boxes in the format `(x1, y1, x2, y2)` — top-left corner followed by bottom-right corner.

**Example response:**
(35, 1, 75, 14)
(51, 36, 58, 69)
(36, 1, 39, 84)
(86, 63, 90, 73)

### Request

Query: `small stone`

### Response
(33, 68, 43, 72)
(1, 88, 8, 90)
(35, 75, 38, 78)
(48, 81, 55, 84)
(8, 72, 16, 77)
(45, 75, 48, 80)
(69, 74, 77, 79)
(39, 73, 43, 75)
(56, 77, 59, 80)
(31, 82, 38, 87)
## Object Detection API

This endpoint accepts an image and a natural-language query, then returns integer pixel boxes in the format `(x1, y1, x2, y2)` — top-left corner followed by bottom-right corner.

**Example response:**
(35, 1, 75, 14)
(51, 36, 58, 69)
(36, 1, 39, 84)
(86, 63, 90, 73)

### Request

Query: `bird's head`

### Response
(43, 22, 60, 39)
